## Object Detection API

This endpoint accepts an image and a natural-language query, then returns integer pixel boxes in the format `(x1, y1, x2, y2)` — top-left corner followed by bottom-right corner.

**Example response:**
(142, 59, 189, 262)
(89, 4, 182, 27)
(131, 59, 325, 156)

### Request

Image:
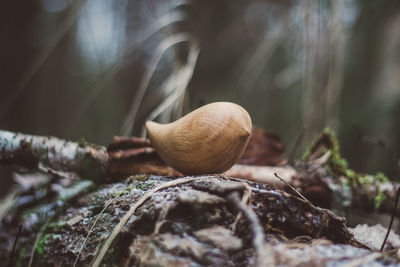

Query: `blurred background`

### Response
(1, 0, 400, 180)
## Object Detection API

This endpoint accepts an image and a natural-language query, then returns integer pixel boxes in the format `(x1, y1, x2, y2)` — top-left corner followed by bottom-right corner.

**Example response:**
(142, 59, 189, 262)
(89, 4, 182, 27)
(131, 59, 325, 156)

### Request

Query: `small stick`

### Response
(8, 223, 22, 267)
(274, 173, 310, 203)
(28, 220, 48, 267)
(227, 191, 266, 267)
(73, 199, 114, 267)
(231, 182, 252, 233)
(380, 187, 400, 252)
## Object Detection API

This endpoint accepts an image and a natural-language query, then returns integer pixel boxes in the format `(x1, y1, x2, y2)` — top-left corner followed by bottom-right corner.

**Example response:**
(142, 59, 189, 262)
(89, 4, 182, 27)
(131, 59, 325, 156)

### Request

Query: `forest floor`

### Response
(1, 128, 400, 266)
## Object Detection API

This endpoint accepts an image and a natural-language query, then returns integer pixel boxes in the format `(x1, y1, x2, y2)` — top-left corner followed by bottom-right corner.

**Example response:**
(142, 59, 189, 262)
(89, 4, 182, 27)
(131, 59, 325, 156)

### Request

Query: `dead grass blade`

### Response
(90, 176, 200, 267)
(121, 33, 192, 136)
(139, 42, 200, 136)
(73, 199, 114, 267)
(67, 9, 186, 134)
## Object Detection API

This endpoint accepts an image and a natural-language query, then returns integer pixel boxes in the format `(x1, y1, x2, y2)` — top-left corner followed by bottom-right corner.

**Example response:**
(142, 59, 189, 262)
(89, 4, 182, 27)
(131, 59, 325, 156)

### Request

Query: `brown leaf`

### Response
(238, 127, 285, 166)
(107, 136, 182, 177)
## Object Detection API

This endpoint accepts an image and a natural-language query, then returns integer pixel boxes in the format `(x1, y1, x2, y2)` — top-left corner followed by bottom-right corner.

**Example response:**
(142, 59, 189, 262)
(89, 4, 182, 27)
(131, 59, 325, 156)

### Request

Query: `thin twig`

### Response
(227, 191, 266, 267)
(7, 224, 22, 267)
(73, 199, 114, 267)
(274, 173, 310, 203)
(28, 219, 49, 267)
(90, 177, 200, 267)
(380, 187, 400, 252)
(231, 182, 252, 233)
(153, 202, 176, 235)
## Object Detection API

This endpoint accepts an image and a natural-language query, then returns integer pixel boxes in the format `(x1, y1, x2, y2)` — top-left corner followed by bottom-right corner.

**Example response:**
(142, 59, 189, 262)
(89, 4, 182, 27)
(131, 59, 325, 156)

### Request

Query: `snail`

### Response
(145, 102, 252, 175)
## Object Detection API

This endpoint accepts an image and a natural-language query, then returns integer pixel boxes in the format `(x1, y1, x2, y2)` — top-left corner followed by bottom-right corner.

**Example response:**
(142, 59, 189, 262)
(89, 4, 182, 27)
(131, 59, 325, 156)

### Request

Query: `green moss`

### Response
(35, 233, 62, 255)
(375, 172, 389, 183)
(35, 234, 50, 255)
(304, 128, 390, 210)
(113, 184, 135, 198)
(113, 191, 122, 198)
(134, 183, 150, 191)
(46, 220, 66, 230)
(133, 174, 149, 182)
(303, 128, 350, 176)
(374, 189, 386, 209)
(78, 137, 87, 148)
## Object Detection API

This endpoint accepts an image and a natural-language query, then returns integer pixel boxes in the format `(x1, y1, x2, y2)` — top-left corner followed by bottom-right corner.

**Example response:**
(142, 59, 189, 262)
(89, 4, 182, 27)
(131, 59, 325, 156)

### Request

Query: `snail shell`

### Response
(145, 102, 252, 175)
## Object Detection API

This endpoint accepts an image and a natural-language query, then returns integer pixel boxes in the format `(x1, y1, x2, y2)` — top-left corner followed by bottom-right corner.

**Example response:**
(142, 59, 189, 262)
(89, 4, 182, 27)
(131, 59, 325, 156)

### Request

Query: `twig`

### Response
(28, 219, 49, 267)
(73, 199, 114, 267)
(380, 186, 400, 251)
(227, 191, 266, 267)
(153, 202, 176, 235)
(90, 177, 200, 267)
(8, 223, 22, 267)
(274, 173, 310, 203)
(231, 182, 252, 233)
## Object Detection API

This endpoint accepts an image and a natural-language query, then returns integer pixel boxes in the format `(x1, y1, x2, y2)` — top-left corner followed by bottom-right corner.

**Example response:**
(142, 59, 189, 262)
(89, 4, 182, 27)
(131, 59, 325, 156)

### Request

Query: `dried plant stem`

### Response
(121, 33, 192, 136)
(68, 9, 186, 135)
(8, 224, 22, 267)
(140, 42, 200, 137)
(28, 220, 48, 267)
(274, 173, 310, 204)
(73, 199, 114, 267)
(380, 187, 400, 252)
(90, 177, 200, 267)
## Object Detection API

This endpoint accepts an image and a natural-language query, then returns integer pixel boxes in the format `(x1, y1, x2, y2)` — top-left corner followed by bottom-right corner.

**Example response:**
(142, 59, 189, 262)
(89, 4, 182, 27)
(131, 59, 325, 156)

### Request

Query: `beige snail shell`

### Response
(145, 102, 252, 175)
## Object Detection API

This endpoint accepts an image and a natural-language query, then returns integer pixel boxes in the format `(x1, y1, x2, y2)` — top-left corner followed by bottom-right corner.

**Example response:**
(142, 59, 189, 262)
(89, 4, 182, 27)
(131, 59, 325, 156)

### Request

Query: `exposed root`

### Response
(231, 182, 252, 233)
(227, 191, 269, 267)
(153, 202, 176, 235)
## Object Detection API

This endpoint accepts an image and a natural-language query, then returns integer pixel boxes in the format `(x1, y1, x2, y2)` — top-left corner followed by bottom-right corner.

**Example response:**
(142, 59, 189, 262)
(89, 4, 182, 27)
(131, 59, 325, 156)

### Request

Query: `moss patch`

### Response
(303, 128, 389, 209)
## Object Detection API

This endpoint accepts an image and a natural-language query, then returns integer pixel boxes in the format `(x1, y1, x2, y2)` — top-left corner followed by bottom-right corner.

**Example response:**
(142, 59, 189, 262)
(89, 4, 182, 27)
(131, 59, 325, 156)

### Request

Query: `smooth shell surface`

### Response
(145, 102, 252, 175)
